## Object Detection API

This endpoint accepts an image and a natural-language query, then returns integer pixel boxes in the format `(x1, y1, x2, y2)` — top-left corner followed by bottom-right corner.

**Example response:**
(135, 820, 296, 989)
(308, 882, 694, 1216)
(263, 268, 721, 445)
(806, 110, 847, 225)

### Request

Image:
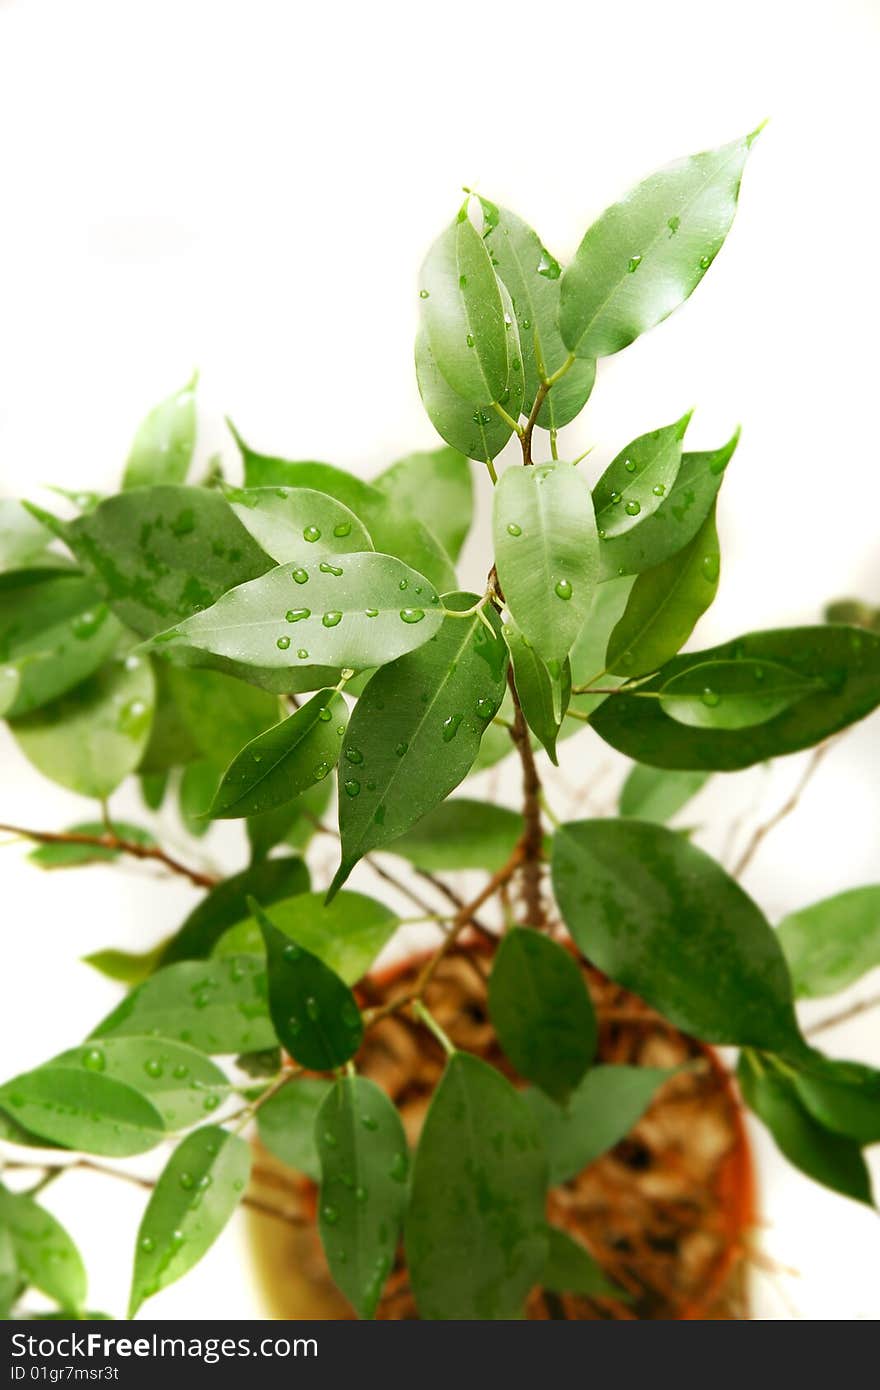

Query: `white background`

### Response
(1, 0, 879, 1320)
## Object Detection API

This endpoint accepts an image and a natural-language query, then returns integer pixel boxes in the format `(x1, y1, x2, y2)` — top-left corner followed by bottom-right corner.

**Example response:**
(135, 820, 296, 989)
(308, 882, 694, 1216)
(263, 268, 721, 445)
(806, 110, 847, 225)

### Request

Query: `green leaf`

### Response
(0, 499, 57, 573)
(777, 886, 880, 999)
(738, 1055, 872, 1206)
(178, 758, 221, 836)
(505, 621, 570, 764)
(0, 1221, 17, 1319)
(146, 553, 443, 675)
(0, 573, 123, 717)
(159, 665, 281, 767)
(123, 374, 198, 489)
(606, 510, 719, 676)
(541, 1226, 624, 1299)
(552, 819, 803, 1052)
(559, 129, 759, 359)
(247, 777, 332, 862)
(11, 652, 155, 799)
(51, 1037, 229, 1129)
(565, 576, 634, 722)
(385, 799, 522, 873)
(618, 764, 710, 822)
(523, 1064, 677, 1185)
(374, 446, 473, 562)
(478, 199, 595, 429)
(419, 213, 511, 404)
(0, 1067, 164, 1156)
(316, 1076, 409, 1318)
(791, 1053, 880, 1145)
(256, 1078, 332, 1179)
(659, 658, 822, 729)
(92, 955, 274, 1054)
(254, 900, 364, 1069)
(208, 690, 346, 819)
(414, 328, 517, 464)
(331, 595, 508, 893)
(405, 1051, 547, 1320)
(0, 1186, 87, 1309)
(593, 413, 690, 539)
(161, 859, 309, 964)
(222, 484, 373, 564)
(59, 485, 272, 637)
(129, 1126, 251, 1317)
(215, 890, 397, 986)
(494, 460, 598, 666)
(28, 821, 154, 869)
(488, 929, 596, 1101)
(139, 770, 168, 810)
(590, 627, 880, 770)
(0, 664, 20, 717)
(82, 944, 167, 987)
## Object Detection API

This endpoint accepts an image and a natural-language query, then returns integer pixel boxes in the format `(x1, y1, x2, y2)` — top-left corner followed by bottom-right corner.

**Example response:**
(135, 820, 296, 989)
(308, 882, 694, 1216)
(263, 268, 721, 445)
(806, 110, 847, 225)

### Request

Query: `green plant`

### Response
(2, 126, 879, 1321)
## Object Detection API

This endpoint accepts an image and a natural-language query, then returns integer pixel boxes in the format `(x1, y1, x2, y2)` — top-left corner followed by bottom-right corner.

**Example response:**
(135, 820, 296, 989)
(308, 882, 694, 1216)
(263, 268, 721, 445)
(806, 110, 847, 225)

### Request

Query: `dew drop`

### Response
(179, 1172, 195, 1191)
(285, 608, 310, 623)
(361, 1114, 379, 1132)
(305, 997, 320, 1022)
(624, 499, 641, 517)
(400, 608, 425, 624)
(291, 568, 309, 584)
(140, 1236, 156, 1253)
(364, 608, 379, 618)
(333, 521, 352, 538)
(652, 483, 666, 497)
(628, 255, 642, 273)
(701, 688, 721, 708)
(667, 215, 681, 235)
(143, 1058, 163, 1079)
(322, 1205, 339, 1225)
(442, 712, 462, 742)
(313, 761, 331, 780)
(323, 1130, 339, 1148)
(282, 942, 301, 962)
(476, 697, 495, 719)
(623, 458, 637, 474)
(344, 779, 361, 798)
(506, 522, 522, 537)
(466, 333, 475, 348)
(303, 525, 321, 543)
(554, 579, 573, 600)
(699, 254, 712, 269)
(203, 1094, 220, 1112)
(322, 611, 342, 628)
(345, 746, 364, 764)
(318, 706, 332, 721)
(537, 249, 561, 280)
(394, 740, 408, 756)
(398, 578, 408, 591)
(342, 1002, 361, 1029)
(610, 490, 622, 505)
(701, 554, 720, 583)
(319, 561, 343, 576)
(419, 289, 429, 299)
(276, 635, 291, 650)
(389, 1152, 408, 1183)
(82, 1047, 106, 1073)
(297, 649, 309, 659)
(355, 1186, 368, 1204)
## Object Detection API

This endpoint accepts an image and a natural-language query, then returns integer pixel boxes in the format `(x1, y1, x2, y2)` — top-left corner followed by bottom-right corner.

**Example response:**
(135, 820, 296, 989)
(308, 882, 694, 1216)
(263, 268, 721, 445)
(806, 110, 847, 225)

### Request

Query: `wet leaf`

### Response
(660, 657, 822, 730)
(215, 890, 397, 986)
(123, 374, 198, 489)
(505, 620, 570, 763)
(256, 1078, 332, 1180)
(414, 328, 517, 464)
(208, 691, 346, 820)
(0, 499, 58, 573)
(0, 1067, 165, 1156)
(51, 1037, 229, 1129)
(792, 1052, 880, 1145)
(161, 859, 309, 965)
(777, 887, 880, 1000)
(374, 446, 473, 562)
(593, 413, 690, 539)
(0, 573, 123, 717)
(419, 213, 512, 404)
(222, 484, 372, 564)
(0, 1186, 86, 1309)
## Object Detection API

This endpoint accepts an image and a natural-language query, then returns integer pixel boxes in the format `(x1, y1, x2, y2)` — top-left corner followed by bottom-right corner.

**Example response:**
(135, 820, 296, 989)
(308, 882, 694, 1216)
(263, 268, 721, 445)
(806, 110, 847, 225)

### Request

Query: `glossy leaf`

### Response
(374, 446, 472, 562)
(405, 1051, 547, 1320)
(660, 658, 822, 730)
(316, 1076, 409, 1318)
(386, 798, 523, 874)
(541, 1226, 624, 1299)
(618, 764, 710, 822)
(593, 413, 690, 539)
(158, 665, 281, 767)
(792, 1053, 880, 1145)
(777, 886, 880, 999)
(161, 859, 309, 964)
(215, 890, 397, 986)
(606, 510, 719, 676)
(331, 595, 508, 893)
(28, 821, 154, 869)
(566, 576, 634, 721)
(738, 1055, 872, 1206)
(414, 328, 517, 464)
(51, 1037, 229, 1130)
(129, 1126, 251, 1316)
(0, 573, 123, 717)
(488, 928, 596, 1101)
(590, 627, 880, 770)
(419, 213, 511, 404)
(222, 484, 373, 564)
(0, 1066, 164, 1156)
(208, 690, 346, 819)
(494, 460, 598, 666)
(123, 374, 198, 489)
(82, 944, 167, 987)
(0, 1186, 86, 1309)
(92, 955, 275, 1054)
(11, 652, 155, 799)
(559, 130, 759, 359)
(505, 621, 570, 763)
(254, 900, 364, 1068)
(552, 819, 803, 1052)
(146, 553, 443, 675)
(523, 1064, 677, 1185)
(256, 1078, 332, 1180)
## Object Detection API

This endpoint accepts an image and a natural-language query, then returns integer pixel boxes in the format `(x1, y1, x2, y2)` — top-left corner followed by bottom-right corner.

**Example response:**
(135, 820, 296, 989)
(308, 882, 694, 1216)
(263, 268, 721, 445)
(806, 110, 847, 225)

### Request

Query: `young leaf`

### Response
(51, 1037, 229, 1129)
(791, 1054, 880, 1145)
(254, 900, 364, 1069)
(593, 413, 690, 539)
(82, 944, 167, 987)
(11, 653, 155, 799)
(0, 1186, 87, 1309)
(256, 1078, 332, 1179)
(222, 485, 373, 564)
(208, 690, 346, 820)
(146, 553, 443, 674)
(316, 1076, 409, 1318)
(28, 821, 154, 869)
(659, 658, 821, 729)
(777, 886, 880, 999)
(552, 820, 803, 1053)
(488, 928, 596, 1102)
(161, 858, 309, 964)
(606, 510, 720, 676)
(419, 213, 511, 404)
(373, 446, 473, 563)
(122, 374, 198, 489)
(590, 627, 880, 770)
(215, 890, 398, 986)
(414, 328, 517, 464)
(523, 1065, 677, 1185)
(505, 621, 570, 764)
(0, 574, 122, 717)
(92, 955, 275, 1054)
(331, 595, 508, 894)
(0, 1067, 165, 1156)
(129, 1126, 251, 1316)
(541, 1226, 625, 1299)
(738, 1055, 872, 1206)
(493, 460, 598, 667)
(385, 799, 523, 874)
(618, 764, 710, 822)
(405, 1051, 548, 1320)
(559, 129, 760, 359)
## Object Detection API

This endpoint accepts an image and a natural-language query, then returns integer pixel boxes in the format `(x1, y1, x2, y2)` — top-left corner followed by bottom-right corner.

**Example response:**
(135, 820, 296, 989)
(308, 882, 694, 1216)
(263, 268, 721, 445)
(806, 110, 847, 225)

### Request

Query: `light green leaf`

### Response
(0, 1067, 164, 1156)
(222, 484, 372, 564)
(178, 758, 222, 836)
(0, 663, 20, 717)
(158, 665, 281, 767)
(559, 129, 759, 359)
(316, 1077, 409, 1318)
(659, 658, 822, 729)
(0, 1221, 17, 1318)
(214, 890, 397, 986)
(541, 1226, 625, 1299)
(777, 886, 880, 999)
(208, 690, 346, 819)
(565, 576, 634, 722)
(419, 213, 511, 404)
(129, 1126, 250, 1316)
(82, 944, 167, 987)
(28, 821, 154, 869)
(256, 1078, 332, 1180)
(51, 1037, 229, 1130)
(374, 446, 473, 562)
(494, 460, 598, 666)
(0, 499, 57, 573)
(594, 413, 690, 539)
(505, 620, 570, 764)
(385, 799, 522, 874)
(414, 328, 517, 464)
(0, 574, 123, 717)
(618, 764, 710, 822)
(791, 1053, 880, 1145)
(161, 859, 309, 965)
(0, 1186, 87, 1309)
(123, 374, 198, 489)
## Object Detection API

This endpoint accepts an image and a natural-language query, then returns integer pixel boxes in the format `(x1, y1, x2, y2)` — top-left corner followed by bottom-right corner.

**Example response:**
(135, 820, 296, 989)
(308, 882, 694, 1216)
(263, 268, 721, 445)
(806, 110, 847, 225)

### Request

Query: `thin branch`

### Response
(806, 992, 880, 1039)
(0, 822, 218, 890)
(506, 666, 546, 926)
(731, 743, 832, 878)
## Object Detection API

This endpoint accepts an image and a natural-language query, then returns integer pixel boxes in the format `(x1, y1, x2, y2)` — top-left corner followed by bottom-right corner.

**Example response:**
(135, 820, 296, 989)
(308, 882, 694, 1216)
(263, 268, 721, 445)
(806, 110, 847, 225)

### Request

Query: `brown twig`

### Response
(0, 822, 217, 890)
(520, 382, 549, 466)
(731, 742, 832, 878)
(506, 667, 546, 926)
(806, 991, 880, 1039)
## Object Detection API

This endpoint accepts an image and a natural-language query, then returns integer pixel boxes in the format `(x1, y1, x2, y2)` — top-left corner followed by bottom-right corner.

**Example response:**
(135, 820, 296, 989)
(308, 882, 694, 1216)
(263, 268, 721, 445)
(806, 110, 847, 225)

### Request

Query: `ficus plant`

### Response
(1, 125, 879, 1323)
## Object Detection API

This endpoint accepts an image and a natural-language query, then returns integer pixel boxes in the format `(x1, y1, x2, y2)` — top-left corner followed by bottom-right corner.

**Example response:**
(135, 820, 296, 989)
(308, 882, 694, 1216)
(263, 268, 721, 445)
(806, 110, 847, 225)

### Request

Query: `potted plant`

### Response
(1, 126, 878, 1322)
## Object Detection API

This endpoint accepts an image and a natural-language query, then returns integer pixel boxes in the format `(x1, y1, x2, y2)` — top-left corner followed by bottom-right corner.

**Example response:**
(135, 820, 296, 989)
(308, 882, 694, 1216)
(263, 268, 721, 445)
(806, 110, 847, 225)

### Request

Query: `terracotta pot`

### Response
(246, 940, 755, 1320)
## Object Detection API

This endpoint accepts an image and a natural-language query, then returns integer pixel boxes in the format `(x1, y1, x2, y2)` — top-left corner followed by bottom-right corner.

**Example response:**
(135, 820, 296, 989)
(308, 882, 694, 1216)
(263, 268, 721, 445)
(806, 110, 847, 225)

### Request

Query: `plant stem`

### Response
(0, 822, 218, 890)
(732, 742, 832, 877)
(412, 1000, 456, 1057)
(506, 666, 546, 926)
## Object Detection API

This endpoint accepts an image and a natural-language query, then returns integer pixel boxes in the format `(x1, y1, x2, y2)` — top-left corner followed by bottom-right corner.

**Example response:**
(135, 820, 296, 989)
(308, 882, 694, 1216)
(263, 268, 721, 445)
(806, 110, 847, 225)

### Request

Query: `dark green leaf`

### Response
(0, 1067, 164, 1156)
(414, 328, 518, 464)
(0, 574, 123, 717)
(161, 859, 309, 964)
(505, 621, 570, 763)
(122, 374, 198, 489)
(215, 890, 397, 986)
(386, 798, 522, 873)
(256, 1078, 332, 1179)
(208, 690, 346, 819)
(594, 413, 690, 539)
(247, 777, 332, 862)
(129, 1126, 251, 1316)
(159, 665, 281, 767)
(222, 484, 373, 564)
(791, 1053, 880, 1145)
(0, 1186, 86, 1309)
(51, 1037, 229, 1129)
(139, 770, 168, 810)
(552, 819, 803, 1052)
(618, 764, 710, 822)
(405, 1051, 547, 1319)
(28, 821, 154, 869)
(541, 1226, 625, 1299)
(660, 658, 821, 729)
(777, 887, 880, 999)
(316, 1076, 409, 1318)
(488, 929, 596, 1101)
(374, 446, 473, 562)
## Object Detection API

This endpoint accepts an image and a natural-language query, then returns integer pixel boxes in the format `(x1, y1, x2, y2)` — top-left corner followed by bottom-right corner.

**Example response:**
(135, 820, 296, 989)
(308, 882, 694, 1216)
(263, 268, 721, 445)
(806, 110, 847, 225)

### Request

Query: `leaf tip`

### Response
(746, 117, 770, 148)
